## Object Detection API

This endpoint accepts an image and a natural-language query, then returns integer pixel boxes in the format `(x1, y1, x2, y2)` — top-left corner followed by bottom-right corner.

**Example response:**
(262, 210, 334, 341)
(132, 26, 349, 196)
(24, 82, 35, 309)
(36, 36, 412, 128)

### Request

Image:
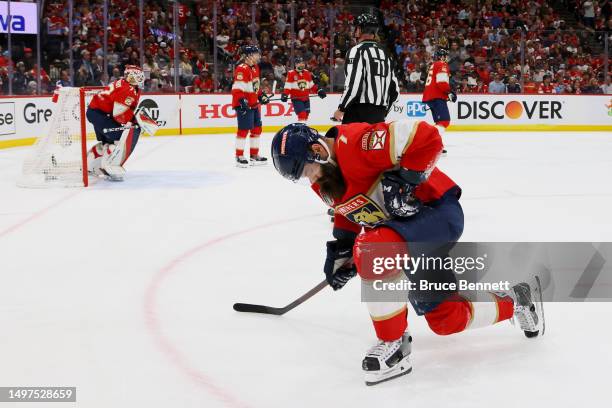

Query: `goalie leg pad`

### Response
(87, 142, 107, 175)
(101, 127, 141, 180)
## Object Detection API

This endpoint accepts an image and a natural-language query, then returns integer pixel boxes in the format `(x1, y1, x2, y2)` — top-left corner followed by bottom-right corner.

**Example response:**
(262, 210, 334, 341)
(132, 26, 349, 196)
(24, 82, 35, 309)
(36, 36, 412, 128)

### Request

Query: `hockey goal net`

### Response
(17, 86, 105, 188)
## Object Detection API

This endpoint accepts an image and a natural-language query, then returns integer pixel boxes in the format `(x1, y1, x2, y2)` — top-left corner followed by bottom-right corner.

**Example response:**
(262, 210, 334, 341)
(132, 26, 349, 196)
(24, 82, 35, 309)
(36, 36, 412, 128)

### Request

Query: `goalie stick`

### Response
(233, 279, 328, 315)
(103, 120, 167, 133)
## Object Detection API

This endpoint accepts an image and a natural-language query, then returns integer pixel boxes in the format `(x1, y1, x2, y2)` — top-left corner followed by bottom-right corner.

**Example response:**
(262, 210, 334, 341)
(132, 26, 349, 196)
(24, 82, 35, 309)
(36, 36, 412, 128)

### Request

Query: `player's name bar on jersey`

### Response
(357, 242, 612, 303)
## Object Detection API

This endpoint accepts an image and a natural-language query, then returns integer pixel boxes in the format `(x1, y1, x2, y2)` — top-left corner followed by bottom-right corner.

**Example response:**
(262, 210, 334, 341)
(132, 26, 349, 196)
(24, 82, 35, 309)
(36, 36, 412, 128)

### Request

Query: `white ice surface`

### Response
(1, 131, 611, 408)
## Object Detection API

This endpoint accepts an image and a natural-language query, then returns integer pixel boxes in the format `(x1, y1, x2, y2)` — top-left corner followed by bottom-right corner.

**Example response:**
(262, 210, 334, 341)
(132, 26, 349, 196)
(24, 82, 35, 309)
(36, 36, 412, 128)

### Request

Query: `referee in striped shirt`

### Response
(332, 13, 399, 124)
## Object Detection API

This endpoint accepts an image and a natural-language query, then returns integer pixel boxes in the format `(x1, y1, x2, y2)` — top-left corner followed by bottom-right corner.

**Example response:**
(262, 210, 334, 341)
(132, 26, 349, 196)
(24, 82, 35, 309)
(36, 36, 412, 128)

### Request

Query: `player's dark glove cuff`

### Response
(324, 239, 356, 291)
(280, 93, 288, 102)
(381, 171, 422, 218)
(448, 91, 457, 103)
(236, 98, 249, 115)
(327, 266, 357, 291)
(317, 89, 327, 99)
(259, 94, 271, 104)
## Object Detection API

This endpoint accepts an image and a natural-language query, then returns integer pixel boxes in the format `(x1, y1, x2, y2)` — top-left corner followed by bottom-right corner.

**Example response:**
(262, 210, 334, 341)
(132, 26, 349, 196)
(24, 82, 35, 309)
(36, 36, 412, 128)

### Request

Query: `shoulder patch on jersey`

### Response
(361, 130, 387, 151)
(335, 194, 388, 227)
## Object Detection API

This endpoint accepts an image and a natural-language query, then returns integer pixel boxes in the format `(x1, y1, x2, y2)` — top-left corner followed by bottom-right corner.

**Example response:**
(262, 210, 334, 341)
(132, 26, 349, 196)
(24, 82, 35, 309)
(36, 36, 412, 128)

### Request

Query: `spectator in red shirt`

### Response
(193, 70, 214, 93)
(476, 63, 490, 84)
(538, 75, 554, 93)
(474, 78, 489, 93)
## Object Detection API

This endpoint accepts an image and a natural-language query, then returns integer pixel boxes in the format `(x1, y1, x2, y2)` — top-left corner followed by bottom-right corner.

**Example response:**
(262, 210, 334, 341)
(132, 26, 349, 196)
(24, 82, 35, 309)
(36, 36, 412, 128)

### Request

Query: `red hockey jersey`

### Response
(231, 63, 261, 108)
(422, 61, 451, 102)
(89, 79, 140, 124)
(538, 83, 554, 94)
(282, 69, 317, 101)
(314, 120, 459, 236)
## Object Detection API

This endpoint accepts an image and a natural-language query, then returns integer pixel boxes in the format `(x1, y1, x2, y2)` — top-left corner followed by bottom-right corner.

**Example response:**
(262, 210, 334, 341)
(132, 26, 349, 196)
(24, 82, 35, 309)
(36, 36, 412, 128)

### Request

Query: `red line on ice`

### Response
(143, 213, 320, 408)
(0, 191, 81, 239)
(0, 138, 174, 240)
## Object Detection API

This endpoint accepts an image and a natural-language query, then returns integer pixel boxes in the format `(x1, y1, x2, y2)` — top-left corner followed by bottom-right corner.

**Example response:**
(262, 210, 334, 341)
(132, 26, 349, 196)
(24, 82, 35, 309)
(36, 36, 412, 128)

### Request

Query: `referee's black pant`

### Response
(342, 103, 387, 124)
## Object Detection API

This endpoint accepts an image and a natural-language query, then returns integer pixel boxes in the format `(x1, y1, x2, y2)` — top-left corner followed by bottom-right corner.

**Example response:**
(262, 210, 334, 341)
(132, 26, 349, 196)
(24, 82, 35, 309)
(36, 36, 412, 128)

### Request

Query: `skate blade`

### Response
(534, 275, 545, 336)
(365, 366, 412, 386)
(106, 174, 125, 182)
(249, 160, 268, 166)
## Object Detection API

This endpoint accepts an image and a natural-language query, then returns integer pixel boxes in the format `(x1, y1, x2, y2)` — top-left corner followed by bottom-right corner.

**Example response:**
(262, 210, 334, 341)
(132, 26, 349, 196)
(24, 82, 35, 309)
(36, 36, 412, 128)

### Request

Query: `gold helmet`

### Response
(124, 65, 145, 88)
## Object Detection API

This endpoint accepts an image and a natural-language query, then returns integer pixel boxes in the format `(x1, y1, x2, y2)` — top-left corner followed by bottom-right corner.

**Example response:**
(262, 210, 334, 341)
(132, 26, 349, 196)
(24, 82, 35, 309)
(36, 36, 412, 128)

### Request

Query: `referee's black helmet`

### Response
(355, 13, 379, 35)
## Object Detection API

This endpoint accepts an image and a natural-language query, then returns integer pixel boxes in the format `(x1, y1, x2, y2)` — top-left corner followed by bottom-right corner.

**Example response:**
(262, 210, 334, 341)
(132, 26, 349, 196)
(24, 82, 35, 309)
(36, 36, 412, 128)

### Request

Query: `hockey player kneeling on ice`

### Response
(271, 121, 545, 386)
(86, 65, 158, 181)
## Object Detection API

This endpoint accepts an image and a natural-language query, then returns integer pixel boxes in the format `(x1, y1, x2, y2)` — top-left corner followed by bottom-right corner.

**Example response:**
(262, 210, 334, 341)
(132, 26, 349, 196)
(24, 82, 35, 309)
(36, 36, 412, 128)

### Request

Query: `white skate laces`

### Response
(362, 331, 412, 386)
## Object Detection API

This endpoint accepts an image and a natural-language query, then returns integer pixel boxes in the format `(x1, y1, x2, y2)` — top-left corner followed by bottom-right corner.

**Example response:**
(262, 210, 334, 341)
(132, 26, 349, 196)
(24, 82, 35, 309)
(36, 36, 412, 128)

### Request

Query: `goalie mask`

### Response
(124, 65, 145, 88)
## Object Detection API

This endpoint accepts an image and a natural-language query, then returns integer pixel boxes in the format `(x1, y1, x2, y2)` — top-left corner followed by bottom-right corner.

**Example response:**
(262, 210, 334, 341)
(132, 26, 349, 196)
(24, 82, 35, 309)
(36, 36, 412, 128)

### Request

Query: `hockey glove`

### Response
(448, 91, 457, 103)
(324, 239, 357, 291)
(280, 93, 289, 103)
(317, 89, 327, 99)
(381, 170, 422, 218)
(259, 93, 271, 105)
(134, 107, 159, 136)
(236, 98, 249, 115)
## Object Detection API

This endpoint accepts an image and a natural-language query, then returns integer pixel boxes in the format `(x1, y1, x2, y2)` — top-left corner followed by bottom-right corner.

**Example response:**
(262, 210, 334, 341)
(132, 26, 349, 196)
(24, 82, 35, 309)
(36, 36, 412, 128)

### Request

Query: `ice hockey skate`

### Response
(236, 156, 249, 168)
(510, 276, 545, 338)
(362, 331, 412, 386)
(249, 154, 268, 166)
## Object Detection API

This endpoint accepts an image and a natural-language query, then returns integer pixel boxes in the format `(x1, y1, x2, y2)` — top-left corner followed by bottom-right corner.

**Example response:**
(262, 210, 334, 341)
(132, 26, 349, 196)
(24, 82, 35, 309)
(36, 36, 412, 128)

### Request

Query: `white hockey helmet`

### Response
(124, 65, 145, 88)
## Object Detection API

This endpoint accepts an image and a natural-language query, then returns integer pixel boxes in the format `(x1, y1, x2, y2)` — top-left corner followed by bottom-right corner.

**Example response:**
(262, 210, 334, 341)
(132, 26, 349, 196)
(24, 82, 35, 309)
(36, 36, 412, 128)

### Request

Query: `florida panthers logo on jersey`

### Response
(297, 80, 308, 90)
(253, 78, 260, 93)
(335, 194, 388, 227)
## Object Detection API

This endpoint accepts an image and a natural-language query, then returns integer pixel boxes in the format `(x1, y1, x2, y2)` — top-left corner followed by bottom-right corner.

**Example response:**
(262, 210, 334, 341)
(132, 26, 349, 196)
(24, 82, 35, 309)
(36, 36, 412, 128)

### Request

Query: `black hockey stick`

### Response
(267, 94, 323, 102)
(233, 279, 328, 315)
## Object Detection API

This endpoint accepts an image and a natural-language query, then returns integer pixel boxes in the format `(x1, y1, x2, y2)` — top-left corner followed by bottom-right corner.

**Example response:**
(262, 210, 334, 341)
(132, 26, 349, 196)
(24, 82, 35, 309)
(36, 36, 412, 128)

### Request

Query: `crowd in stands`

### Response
(381, 0, 611, 94)
(0, 0, 610, 95)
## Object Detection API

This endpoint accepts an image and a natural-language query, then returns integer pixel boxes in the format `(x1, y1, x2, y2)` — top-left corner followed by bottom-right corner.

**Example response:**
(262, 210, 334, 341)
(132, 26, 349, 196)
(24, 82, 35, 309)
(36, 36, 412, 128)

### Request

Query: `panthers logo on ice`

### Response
(335, 194, 388, 227)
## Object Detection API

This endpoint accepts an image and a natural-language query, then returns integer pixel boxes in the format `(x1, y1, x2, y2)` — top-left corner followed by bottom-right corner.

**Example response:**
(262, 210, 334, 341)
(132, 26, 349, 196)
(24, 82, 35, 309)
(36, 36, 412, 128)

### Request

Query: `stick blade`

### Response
(233, 303, 285, 315)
